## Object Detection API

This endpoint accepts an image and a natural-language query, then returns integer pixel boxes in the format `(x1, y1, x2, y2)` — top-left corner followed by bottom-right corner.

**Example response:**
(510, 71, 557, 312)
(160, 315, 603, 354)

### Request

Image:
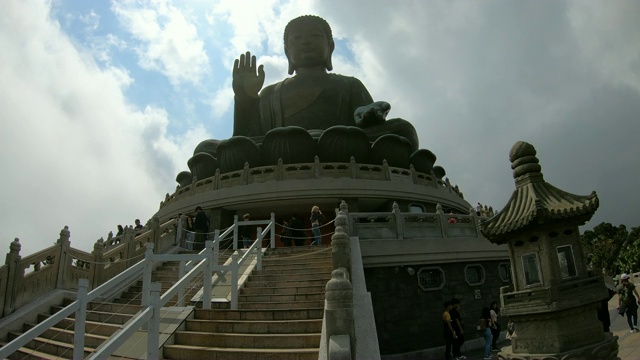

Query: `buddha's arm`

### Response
(233, 97, 261, 137)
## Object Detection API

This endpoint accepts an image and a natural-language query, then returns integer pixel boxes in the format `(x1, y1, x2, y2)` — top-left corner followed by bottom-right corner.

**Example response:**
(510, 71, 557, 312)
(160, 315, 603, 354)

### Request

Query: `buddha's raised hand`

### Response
(232, 51, 265, 99)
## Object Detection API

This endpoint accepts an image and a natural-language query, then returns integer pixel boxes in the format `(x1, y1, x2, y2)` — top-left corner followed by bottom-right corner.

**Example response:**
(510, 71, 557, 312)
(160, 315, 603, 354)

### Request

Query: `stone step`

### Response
(238, 292, 325, 303)
(36, 314, 120, 337)
(6, 334, 93, 358)
(185, 319, 322, 334)
(240, 285, 326, 295)
(173, 331, 320, 349)
(0, 343, 68, 360)
(239, 300, 324, 310)
(60, 299, 142, 315)
(243, 278, 329, 288)
(163, 344, 318, 360)
(51, 306, 134, 325)
(22, 324, 108, 349)
(248, 273, 331, 282)
(194, 308, 323, 321)
(254, 265, 332, 275)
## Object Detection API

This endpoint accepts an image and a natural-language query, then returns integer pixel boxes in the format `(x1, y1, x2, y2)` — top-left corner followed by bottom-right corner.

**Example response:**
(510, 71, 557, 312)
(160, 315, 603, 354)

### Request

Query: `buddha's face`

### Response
(285, 21, 333, 71)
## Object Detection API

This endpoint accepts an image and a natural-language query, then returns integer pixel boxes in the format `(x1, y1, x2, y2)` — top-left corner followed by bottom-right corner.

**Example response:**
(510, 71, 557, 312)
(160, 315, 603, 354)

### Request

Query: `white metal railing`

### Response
(0, 259, 147, 359)
(0, 215, 276, 359)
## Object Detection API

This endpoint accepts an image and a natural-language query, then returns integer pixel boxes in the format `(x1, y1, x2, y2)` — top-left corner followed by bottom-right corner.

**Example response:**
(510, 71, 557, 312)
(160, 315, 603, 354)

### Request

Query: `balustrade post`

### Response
(314, 155, 321, 178)
(56, 226, 71, 289)
(339, 201, 350, 236)
(151, 216, 161, 252)
(276, 158, 284, 181)
(203, 240, 213, 310)
(147, 282, 161, 360)
(436, 204, 447, 238)
(256, 227, 263, 251)
(233, 215, 238, 251)
(178, 261, 186, 307)
(349, 156, 357, 179)
(231, 253, 240, 310)
(383, 159, 390, 181)
(124, 226, 138, 268)
(392, 202, 404, 240)
(213, 230, 220, 269)
(73, 278, 89, 360)
(214, 169, 220, 190)
(3, 238, 21, 317)
(141, 243, 154, 307)
(190, 175, 197, 196)
(242, 161, 250, 185)
(270, 212, 276, 248)
(325, 268, 354, 358)
(470, 207, 481, 236)
(331, 211, 351, 278)
(409, 164, 417, 183)
(92, 238, 105, 286)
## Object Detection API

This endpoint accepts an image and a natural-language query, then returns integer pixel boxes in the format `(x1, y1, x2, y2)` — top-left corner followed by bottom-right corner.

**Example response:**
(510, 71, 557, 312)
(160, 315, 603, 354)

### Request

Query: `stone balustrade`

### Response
(349, 203, 481, 240)
(161, 157, 464, 209)
(0, 216, 177, 319)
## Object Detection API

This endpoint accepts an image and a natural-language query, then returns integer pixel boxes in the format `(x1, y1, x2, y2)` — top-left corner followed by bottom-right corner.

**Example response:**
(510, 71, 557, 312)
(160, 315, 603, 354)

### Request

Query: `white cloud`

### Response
(0, 0, 201, 254)
(112, 0, 210, 86)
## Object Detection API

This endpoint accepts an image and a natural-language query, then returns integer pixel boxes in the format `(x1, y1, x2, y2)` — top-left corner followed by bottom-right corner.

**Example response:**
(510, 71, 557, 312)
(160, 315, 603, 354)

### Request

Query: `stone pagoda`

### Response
(480, 141, 618, 360)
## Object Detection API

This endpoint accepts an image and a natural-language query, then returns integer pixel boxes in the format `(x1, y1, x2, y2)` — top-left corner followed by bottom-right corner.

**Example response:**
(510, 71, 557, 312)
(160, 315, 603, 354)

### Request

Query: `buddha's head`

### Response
(284, 15, 335, 75)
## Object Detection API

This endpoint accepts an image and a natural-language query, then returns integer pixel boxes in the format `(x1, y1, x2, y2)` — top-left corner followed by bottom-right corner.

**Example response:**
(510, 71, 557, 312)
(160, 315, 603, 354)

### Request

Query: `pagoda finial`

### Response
(509, 141, 542, 180)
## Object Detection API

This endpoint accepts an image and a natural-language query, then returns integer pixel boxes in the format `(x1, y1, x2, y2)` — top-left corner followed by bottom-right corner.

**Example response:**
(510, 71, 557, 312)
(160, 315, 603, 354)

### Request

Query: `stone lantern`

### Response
(480, 141, 618, 360)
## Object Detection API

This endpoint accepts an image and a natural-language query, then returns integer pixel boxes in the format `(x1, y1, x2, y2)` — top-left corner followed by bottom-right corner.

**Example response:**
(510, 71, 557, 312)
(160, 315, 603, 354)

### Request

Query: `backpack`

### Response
(476, 318, 487, 332)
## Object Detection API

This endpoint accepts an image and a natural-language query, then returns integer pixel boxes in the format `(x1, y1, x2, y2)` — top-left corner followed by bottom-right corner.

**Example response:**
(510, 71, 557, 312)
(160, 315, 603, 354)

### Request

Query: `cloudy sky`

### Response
(2, 0, 639, 255)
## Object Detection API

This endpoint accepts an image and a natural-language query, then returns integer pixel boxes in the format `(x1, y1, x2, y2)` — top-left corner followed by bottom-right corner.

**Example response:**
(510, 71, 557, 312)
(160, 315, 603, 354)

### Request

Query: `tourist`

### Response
(447, 211, 457, 224)
(175, 213, 184, 246)
(280, 219, 292, 247)
(241, 213, 251, 248)
(290, 214, 306, 246)
(598, 268, 616, 332)
(475, 203, 482, 216)
(310, 205, 324, 246)
(193, 206, 210, 251)
(480, 307, 493, 360)
(450, 298, 466, 360)
(116, 224, 124, 237)
(489, 301, 501, 351)
(617, 273, 640, 333)
(134, 219, 144, 235)
(442, 301, 456, 360)
(185, 216, 195, 250)
(231, 15, 418, 151)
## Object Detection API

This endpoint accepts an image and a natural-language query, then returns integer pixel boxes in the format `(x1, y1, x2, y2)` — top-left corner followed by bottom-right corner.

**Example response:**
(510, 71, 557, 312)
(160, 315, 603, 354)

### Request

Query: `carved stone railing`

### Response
(161, 157, 464, 209)
(0, 216, 177, 319)
(500, 275, 606, 315)
(320, 201, 381, 360)
(349, 203, 482, 240)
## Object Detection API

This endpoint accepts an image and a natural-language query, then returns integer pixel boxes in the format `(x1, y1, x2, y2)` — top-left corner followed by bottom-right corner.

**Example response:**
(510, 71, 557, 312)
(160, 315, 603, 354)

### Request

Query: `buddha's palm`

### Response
(233, 51, 265, 99)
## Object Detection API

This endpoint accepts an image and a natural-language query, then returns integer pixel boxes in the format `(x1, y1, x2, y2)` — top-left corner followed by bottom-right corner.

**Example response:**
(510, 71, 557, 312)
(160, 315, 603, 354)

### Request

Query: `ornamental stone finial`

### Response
(510, 141, 542, 179)
(10, 238, 21, 254)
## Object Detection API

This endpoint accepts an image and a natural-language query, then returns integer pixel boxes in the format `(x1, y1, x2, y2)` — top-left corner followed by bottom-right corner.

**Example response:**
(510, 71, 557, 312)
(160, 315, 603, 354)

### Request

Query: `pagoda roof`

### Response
(480, 141, 598, 244)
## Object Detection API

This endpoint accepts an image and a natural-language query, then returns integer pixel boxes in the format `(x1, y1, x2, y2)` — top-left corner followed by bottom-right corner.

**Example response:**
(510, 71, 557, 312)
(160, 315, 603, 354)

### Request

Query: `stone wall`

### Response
(365, 260, 509, 354)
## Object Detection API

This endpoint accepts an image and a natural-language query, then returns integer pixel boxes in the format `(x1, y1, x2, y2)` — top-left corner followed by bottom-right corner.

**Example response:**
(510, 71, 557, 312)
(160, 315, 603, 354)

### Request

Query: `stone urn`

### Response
(187, 153, 218, 181)
(317, 125, 370, 163)
(370, 134, 412, 169)
(433, 165, 446, 179)
(261, 126, 316, 165)
(175, 171, 192, 187)
(217, 136, 262, 173)
(410, 149, 437, 174)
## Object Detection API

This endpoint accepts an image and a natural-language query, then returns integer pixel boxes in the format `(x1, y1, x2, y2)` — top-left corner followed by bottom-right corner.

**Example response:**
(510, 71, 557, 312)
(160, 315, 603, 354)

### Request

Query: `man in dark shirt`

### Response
(450, 298, 466, 360)
(193, 206, 210, 251)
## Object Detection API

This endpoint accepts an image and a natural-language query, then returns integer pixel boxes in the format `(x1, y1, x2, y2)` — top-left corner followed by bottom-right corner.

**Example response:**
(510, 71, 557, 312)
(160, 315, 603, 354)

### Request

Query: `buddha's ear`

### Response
(325, 40, 335, 72)
(285, 48, 295, 75)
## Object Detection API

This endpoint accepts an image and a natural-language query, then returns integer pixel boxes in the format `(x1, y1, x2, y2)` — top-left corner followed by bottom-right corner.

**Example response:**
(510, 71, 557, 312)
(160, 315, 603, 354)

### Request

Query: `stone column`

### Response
(56, 226, 71, 289)
(3, 238, 22, 316)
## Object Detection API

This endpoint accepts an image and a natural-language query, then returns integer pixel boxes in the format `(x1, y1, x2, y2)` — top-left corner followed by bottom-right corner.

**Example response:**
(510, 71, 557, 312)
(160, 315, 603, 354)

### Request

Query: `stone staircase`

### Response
(3, 249, 231, 359)
(163, 245, 332, 360)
